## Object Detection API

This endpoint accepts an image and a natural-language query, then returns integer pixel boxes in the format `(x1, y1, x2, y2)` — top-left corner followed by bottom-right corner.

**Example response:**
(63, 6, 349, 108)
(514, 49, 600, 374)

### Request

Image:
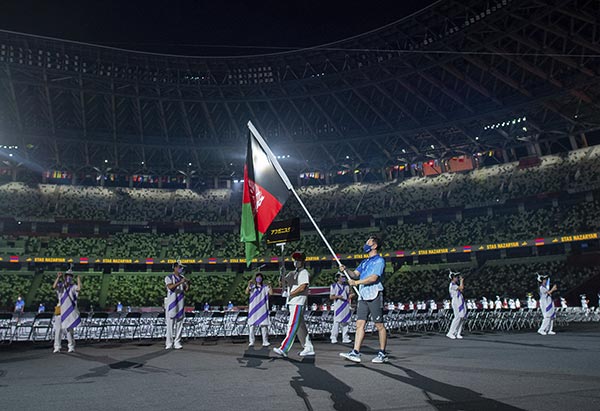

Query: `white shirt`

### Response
(284, 268, 310, 306)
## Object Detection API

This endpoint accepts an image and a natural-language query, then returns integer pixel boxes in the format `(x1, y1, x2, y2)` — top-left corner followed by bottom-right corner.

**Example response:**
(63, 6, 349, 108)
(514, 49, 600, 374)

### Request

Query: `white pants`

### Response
(165, 316, 184, 348)
(54, 315, 75, 351)
(248, 325, 269, 345)
(448, 315, 465, 337)
(538, 317, 554, 334)
(330, 321, 350, 342)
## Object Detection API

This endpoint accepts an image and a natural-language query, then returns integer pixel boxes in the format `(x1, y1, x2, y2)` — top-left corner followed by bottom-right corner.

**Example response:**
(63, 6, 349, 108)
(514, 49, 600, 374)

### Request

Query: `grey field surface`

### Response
(1, 326, 599, 411)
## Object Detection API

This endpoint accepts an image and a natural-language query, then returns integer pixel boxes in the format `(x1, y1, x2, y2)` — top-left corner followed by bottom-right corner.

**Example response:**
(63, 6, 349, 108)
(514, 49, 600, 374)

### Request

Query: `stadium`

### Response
(1, 0, 600, 410)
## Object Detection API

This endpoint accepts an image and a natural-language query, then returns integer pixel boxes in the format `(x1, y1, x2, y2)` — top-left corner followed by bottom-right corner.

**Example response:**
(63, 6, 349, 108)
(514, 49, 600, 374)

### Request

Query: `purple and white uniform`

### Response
(164, 273, 186, 349)
(330, 282, 352, 344)
(248, 284, 271, 346)
(248, 284, 271, 327)
(54, 282, 80, 352)
(330, 283, 351, 324)
(447, 281, 466, 339)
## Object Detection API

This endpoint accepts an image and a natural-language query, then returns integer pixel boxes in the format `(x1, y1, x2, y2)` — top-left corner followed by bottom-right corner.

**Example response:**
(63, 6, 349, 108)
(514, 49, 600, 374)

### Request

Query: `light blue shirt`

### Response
(356, 254, 385, 301)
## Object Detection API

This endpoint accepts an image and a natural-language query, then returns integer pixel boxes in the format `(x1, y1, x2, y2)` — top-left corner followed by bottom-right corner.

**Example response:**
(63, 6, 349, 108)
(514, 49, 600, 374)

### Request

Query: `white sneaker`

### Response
(53, 348, 60, 353)
(446, 333, 456, 339)
(299, 348, 315, 356)
(174, 343, 183, 350)
(371, 352, 389, 364)
(248, 342, 255, 347)
(547, 331, 556, 335)
(342, 339, 352, 344)
(330, 340, 338, 344)
(262, 342, 271, 347)
(340, 351, 361, 363)
(165, 345, 173, 350)
(456, 335, 463, 339)
(68, 347, 75, 353)
(537, 330, 547, 336)
(273, 347, 288, 358)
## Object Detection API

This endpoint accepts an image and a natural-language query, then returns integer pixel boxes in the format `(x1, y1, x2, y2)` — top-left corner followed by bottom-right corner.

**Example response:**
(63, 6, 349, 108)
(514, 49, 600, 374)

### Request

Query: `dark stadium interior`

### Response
(1, 1, 600, 410)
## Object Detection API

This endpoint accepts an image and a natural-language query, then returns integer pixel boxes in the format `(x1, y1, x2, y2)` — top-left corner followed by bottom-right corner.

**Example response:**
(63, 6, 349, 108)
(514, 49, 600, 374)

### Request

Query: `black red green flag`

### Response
(240, 131, 290, 266)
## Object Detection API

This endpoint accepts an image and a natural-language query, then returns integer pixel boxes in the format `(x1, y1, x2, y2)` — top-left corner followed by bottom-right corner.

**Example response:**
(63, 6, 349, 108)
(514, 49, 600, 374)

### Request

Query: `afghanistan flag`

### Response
(240, 131, 290, 266)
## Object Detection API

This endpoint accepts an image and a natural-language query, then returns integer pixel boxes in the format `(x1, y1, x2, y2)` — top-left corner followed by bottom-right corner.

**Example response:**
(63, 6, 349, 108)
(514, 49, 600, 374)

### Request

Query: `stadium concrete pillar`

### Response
(501, 149, 510, 163)
(226, 180, 231, 189)
(71, 174, 77, 185)
(214, 177, 219, 188)
(581, 133, 588, 147)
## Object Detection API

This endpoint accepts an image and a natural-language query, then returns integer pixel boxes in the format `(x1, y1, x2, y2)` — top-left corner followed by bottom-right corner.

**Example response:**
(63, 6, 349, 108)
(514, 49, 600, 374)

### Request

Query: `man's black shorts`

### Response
(356, 292, 384, 323)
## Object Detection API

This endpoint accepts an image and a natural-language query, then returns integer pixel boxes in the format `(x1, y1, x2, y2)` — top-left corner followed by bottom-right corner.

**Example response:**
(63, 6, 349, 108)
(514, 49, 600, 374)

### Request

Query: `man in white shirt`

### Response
(273, 252, 314, 358)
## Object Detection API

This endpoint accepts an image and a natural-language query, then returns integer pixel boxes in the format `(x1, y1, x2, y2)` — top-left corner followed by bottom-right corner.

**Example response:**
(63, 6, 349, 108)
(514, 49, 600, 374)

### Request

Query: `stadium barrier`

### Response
(0, 307, 597, 343)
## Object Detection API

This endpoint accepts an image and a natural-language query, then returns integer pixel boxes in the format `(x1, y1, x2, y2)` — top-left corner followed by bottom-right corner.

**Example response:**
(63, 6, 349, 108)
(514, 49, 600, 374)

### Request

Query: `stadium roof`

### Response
(0, 0, 599, 178)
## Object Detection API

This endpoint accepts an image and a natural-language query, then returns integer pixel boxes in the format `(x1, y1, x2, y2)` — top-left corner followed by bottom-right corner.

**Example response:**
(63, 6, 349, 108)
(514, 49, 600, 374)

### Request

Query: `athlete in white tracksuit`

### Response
(446, 271, 467, 339)
(537, 273, 557, 335)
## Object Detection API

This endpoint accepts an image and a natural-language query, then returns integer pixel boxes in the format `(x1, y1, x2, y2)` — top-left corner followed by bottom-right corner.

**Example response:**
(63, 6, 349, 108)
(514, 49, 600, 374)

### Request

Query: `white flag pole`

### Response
(247, 121, 361, 297)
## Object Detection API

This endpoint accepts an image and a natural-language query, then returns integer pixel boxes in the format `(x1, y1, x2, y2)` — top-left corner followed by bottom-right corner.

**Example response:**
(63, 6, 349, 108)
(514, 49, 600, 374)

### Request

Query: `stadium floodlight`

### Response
(104, 159, 108, 163)
(188, 162, 192, 166)
(522, 127, 527, 132)
(430, 144, 435, 149)
(475, 136, 479, 140)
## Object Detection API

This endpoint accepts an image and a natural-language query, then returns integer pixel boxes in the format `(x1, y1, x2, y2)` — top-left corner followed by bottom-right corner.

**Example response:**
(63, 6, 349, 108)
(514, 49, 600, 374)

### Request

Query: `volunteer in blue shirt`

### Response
(339, 235, 388, 364)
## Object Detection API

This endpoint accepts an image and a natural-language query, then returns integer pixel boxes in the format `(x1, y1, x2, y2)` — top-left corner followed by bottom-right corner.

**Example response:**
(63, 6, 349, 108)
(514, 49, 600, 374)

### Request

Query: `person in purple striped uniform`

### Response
(164, 260, 190, 350)
(446, 270, 466, 340)
(273, 251, 314, 358)
(52, 267, 82, 353)
(536, 273, 557, 336)
(246, 272, 273, 347)
(330, 272, 353, 344)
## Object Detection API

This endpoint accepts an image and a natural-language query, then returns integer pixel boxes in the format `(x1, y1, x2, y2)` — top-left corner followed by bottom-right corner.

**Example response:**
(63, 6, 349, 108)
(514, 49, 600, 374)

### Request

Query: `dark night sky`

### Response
(0, 0, 438, 55)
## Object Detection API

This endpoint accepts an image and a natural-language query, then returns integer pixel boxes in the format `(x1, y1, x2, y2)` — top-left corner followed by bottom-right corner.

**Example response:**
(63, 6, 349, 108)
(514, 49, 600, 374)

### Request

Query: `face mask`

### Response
(256, 277, 263, 283)
(294, 261, 302, 269)
(363, 243, 372, 253)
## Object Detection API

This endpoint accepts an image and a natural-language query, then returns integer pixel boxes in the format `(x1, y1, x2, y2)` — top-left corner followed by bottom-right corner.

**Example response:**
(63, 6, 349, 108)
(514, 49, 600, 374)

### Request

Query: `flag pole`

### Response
(247, 121, 361, 297)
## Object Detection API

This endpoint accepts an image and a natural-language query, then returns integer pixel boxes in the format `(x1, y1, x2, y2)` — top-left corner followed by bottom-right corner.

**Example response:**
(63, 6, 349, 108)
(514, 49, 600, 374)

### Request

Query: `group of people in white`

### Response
(50, 241, 581, 355)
